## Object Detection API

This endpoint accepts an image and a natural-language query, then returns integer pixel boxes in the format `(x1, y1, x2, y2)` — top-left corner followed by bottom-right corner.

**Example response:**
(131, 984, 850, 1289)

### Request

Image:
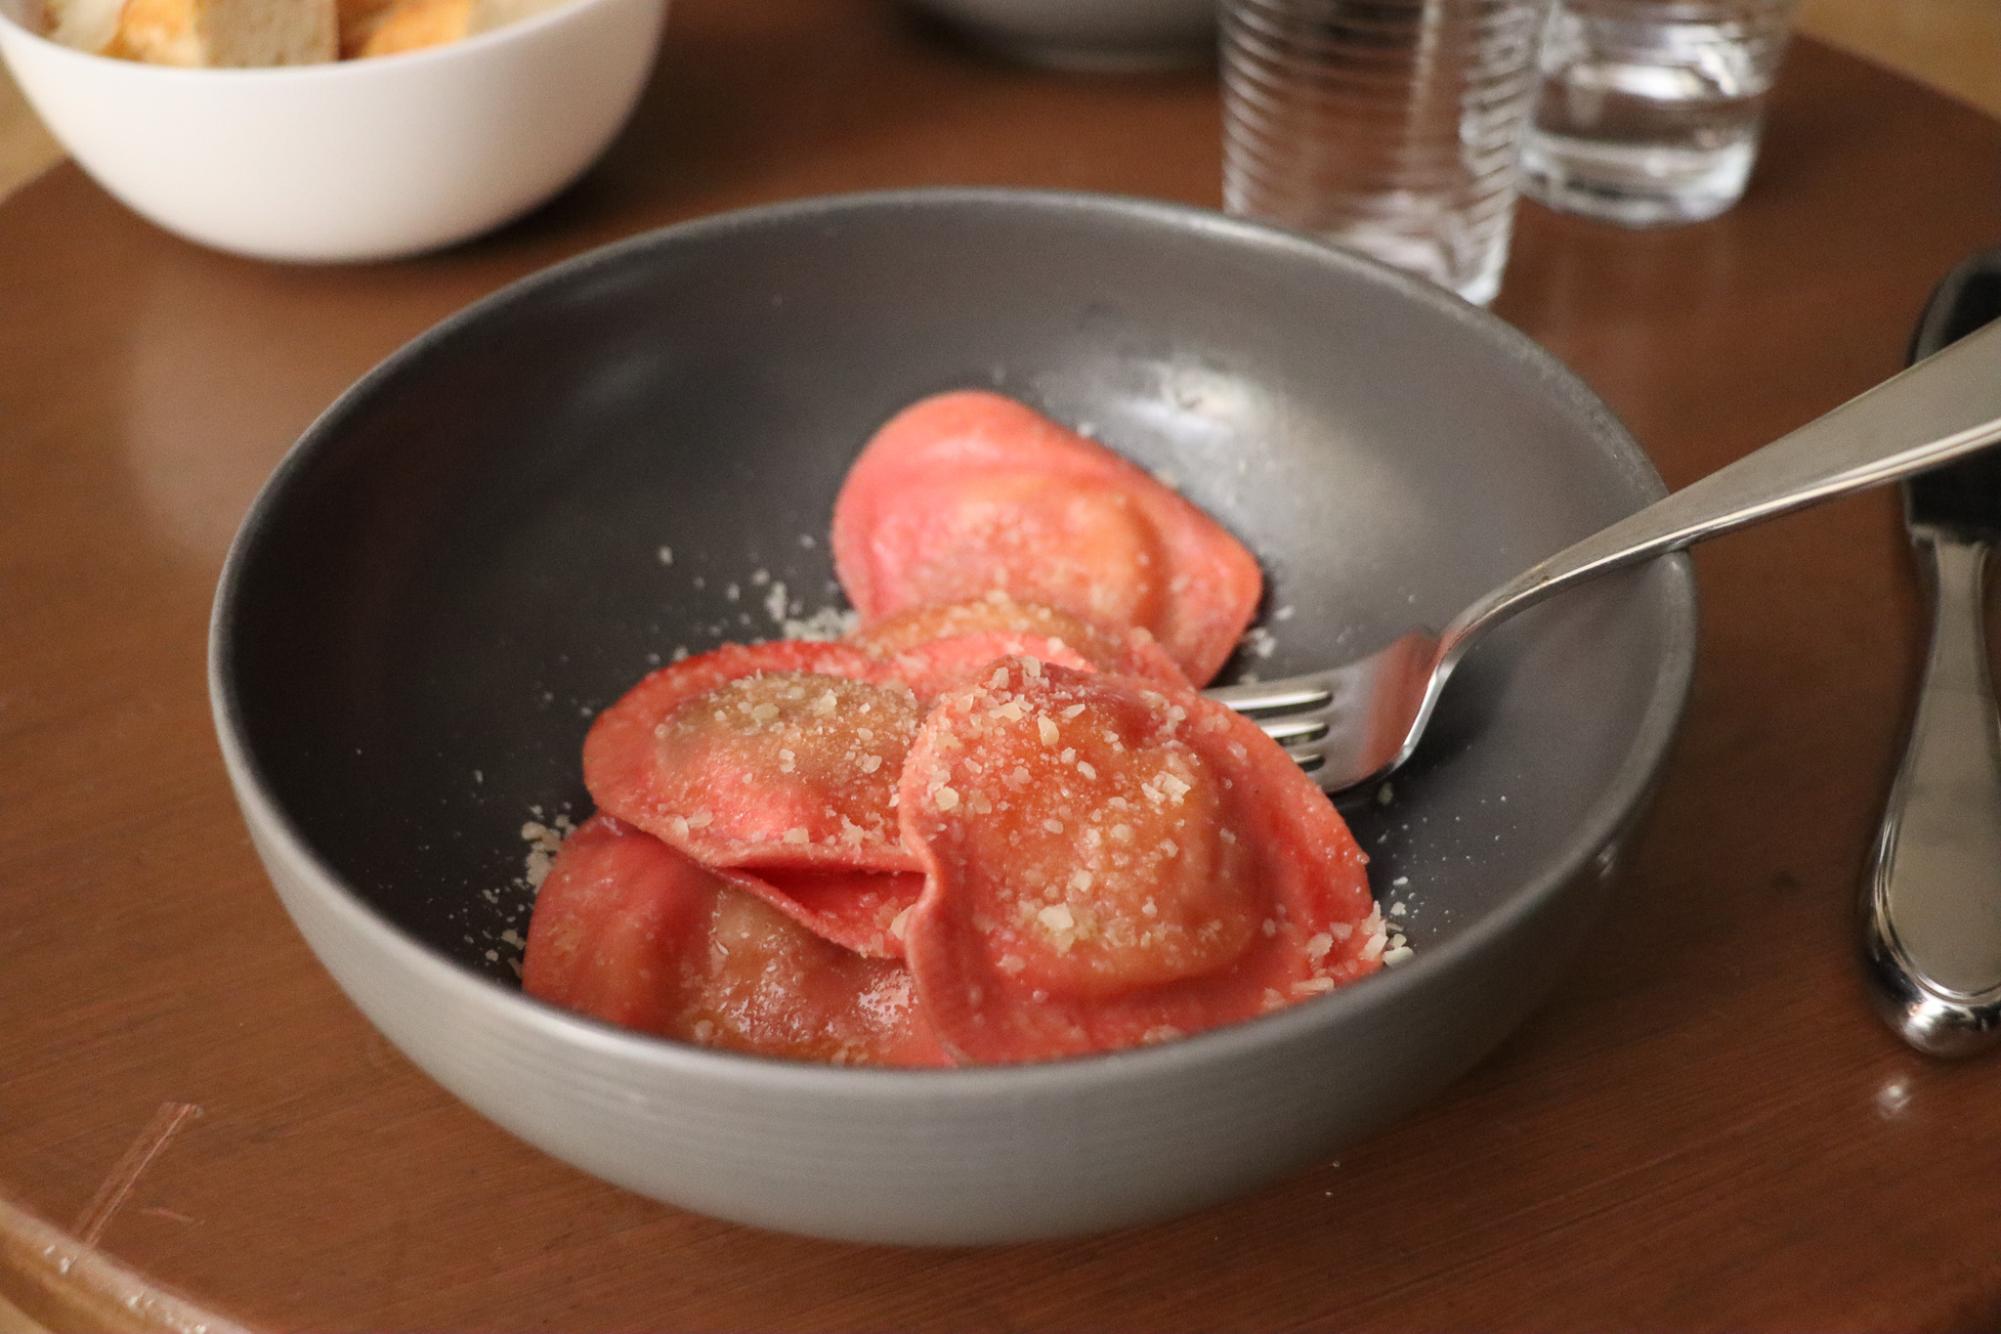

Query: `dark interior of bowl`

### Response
(218, 192, 1693, 989)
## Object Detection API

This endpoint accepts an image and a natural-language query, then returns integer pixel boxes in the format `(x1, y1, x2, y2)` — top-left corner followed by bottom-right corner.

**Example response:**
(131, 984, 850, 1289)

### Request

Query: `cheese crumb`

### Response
(934, 786, 960, 812)
(1038, 716, 1060, 746)
(517, 814, 573, 891)
(780, 606, 861, 641)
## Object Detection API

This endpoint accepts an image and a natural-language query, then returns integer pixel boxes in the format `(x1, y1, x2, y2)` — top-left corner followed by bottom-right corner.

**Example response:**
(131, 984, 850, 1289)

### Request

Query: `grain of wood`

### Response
(1796, 0, 2001, 117)
(0, 1192, 249, 1334)
(0, 72, 60, 200)
(0, 1291, 52, 1334)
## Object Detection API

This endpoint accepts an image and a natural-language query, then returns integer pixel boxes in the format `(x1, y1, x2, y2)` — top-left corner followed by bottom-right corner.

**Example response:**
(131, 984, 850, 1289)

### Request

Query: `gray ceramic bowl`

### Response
(210, 189, 1695, 1245)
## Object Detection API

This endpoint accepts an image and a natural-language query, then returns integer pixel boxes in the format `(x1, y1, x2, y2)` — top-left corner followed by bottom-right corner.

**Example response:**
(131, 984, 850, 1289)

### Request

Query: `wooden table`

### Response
(5, 4, 2001, 1329)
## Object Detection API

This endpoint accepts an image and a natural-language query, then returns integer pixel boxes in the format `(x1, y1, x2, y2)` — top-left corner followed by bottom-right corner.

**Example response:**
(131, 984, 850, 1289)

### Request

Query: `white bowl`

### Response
(0, 0, 668, 262)
(906, 0, 1213, 70)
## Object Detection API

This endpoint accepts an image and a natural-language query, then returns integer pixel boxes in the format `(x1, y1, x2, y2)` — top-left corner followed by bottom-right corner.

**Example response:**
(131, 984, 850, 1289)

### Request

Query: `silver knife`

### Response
(1863, 250, 2001, 1056)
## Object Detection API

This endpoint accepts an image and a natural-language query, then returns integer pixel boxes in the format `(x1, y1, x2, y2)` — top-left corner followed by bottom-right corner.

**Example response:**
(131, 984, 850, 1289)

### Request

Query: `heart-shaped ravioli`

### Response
(833, 392, 1262, 685)
(585, 641, 920, 874)
(900, 659, 1378, 1063)
(523, 816, 946, 1066)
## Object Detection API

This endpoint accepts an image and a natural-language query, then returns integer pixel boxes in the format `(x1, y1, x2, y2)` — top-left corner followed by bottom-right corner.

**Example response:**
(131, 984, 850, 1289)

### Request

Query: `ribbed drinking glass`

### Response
(1221, 0, 1555, 306)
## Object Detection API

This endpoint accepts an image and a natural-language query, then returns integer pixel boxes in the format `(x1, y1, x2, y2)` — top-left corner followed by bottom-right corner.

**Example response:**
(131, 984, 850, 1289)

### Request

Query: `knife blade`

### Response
(1863, 249, 2001, 1056)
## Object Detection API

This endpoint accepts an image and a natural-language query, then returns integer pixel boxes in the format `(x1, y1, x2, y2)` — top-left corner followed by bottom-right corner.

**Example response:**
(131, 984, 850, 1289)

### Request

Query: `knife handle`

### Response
(1863, 253, 2001, 1056)
(1863, 529, 2001, 1054)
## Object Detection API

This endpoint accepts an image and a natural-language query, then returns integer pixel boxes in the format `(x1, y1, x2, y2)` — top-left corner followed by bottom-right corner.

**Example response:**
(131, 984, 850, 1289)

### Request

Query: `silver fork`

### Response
(1206, 317, 2001, 794)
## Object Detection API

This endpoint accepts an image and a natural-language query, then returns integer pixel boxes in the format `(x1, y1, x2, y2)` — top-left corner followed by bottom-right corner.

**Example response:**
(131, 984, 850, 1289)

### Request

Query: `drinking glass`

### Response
(1221, 0, 1555, 306)
(1521, 0, 1798, 225)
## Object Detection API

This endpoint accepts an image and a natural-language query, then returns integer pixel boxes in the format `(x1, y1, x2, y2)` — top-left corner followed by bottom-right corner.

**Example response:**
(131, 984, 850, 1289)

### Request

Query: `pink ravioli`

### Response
(732, 866, 924, 959)
(832, 391, 1263, 686)
(856, 594, 1191, 698)
(899, 659, 1379, 1064)
(521, 816, 947, 1066)
(584, 641, 921, 874)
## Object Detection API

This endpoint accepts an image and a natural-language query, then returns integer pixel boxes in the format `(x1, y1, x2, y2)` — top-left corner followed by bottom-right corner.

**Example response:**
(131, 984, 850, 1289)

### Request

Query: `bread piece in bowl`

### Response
(355, 0, 565, 56)
(335, 0, 396, 55)
(37, 0, 127, 52)
(105, 0, 338, 65)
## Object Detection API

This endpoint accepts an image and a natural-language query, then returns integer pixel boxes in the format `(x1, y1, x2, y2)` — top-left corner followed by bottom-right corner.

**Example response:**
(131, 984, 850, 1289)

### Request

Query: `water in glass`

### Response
(1522, 0, 1797, 225)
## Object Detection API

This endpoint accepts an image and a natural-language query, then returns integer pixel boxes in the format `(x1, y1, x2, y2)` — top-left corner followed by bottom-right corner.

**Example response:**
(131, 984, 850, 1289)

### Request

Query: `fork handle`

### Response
(1442, 316, 2001, 655)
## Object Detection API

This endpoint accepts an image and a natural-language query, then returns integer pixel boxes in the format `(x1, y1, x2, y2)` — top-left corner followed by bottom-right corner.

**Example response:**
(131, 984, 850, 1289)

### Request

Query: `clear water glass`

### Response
(1522, 0, 1798, 225)
(1221, 0, 1555, 307)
